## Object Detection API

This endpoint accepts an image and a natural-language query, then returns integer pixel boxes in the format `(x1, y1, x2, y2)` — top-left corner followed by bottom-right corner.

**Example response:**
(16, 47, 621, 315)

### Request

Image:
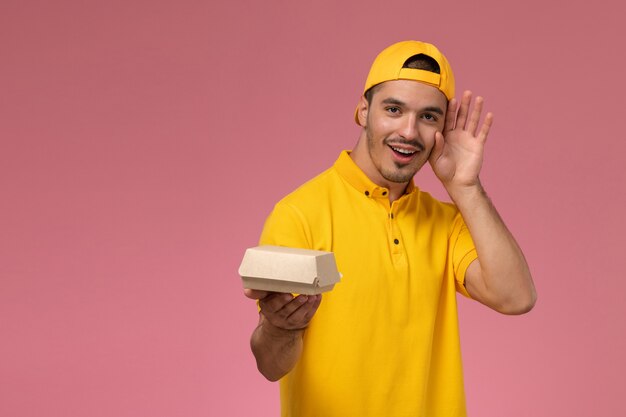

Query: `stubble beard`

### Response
(366, 129, 421, 184)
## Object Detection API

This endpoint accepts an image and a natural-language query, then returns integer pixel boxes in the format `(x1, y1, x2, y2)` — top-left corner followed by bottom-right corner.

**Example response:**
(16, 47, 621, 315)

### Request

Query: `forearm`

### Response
(448, 183, 536, 314)
(250, 314, 304, 381)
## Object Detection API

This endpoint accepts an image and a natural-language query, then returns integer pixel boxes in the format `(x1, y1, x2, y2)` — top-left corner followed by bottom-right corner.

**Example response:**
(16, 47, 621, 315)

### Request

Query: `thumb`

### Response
(244, 288, 270, 300)
(429, 131, 445, 165)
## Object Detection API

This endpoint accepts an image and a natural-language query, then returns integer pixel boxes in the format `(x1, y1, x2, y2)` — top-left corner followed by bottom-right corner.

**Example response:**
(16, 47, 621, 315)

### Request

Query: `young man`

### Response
(245, 40, 536, 417)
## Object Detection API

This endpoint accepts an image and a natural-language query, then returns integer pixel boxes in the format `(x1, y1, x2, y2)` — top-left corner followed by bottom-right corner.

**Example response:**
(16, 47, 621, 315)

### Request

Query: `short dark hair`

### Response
(364, 54, 441, 104)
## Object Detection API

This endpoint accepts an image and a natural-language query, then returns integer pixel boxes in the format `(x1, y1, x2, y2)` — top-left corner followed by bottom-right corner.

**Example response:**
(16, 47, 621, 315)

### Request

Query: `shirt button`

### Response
(394, 239, 399, 245)
(365, 191, 370, 196)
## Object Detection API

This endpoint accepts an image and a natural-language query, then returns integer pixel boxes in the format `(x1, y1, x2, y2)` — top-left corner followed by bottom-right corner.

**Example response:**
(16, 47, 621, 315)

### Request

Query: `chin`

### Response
(386, 165, 421, 183)
(382, 170, 417, 184)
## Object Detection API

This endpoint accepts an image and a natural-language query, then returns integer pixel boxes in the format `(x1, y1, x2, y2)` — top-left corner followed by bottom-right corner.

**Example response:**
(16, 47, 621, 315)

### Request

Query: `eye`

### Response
(421, 113, 438, 122)
(385, 106, 401, 115)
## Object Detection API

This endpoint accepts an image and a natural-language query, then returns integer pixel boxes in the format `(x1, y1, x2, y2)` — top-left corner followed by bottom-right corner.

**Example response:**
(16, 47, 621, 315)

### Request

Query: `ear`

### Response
(356, 95, 369, 127)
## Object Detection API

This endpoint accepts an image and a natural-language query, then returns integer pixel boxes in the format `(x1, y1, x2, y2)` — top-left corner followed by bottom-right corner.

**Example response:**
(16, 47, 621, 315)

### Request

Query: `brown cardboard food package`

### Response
(238, 245, 341, 295)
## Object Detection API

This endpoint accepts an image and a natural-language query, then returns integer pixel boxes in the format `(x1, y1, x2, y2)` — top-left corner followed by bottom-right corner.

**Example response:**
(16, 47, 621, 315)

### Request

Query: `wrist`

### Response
(444, 180, 485, 204)
(260, 315, 305, 339)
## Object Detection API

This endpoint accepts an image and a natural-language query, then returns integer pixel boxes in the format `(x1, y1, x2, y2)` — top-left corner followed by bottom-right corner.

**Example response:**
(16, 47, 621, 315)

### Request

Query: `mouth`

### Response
(389, 145, 417, 156)
(388, 144, 421, 163)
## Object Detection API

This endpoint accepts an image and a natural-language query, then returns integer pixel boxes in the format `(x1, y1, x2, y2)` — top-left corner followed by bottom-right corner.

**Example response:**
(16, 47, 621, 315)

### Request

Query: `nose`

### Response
(398, 114, 419, 141)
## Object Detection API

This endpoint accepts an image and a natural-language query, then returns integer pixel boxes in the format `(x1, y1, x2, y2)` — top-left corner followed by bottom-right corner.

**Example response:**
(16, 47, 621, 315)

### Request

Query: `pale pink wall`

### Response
(1, 0, 624, 416)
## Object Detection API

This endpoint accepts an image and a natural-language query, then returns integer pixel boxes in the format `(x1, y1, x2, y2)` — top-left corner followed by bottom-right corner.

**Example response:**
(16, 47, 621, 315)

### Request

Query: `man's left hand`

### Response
(429, 90, 493, 191)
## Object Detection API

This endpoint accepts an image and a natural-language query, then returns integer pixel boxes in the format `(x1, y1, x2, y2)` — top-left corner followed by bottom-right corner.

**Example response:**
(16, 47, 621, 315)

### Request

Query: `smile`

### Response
(390, 146, 417, 156)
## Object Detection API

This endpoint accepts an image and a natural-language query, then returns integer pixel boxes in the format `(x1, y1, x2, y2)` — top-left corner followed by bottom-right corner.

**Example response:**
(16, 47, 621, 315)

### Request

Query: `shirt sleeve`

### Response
(259, 201, 312, 249)
(450, 212, 478, 298)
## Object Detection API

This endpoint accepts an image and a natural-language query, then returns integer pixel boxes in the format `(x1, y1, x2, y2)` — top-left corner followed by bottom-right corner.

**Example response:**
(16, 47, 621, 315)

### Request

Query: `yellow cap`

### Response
(355, 40, 455, 124)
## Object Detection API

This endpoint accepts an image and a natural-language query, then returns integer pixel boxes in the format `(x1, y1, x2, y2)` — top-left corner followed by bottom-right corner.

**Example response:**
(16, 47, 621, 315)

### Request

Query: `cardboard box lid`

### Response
(238, 245, 341, 287)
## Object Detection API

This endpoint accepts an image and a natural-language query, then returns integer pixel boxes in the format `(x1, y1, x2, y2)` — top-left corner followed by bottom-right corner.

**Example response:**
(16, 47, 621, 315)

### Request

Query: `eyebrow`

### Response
(381, 97, 406, 106)
(422, 106, 445, 116)
(380, 98, 444, 115)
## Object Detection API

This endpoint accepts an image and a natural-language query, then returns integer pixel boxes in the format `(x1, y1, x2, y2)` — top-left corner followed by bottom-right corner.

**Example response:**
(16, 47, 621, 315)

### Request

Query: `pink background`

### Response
(1, 0, 625, 416)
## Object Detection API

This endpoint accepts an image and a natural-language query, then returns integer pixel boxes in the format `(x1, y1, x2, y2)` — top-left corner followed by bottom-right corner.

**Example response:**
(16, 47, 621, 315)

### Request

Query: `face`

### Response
(357, 80, 447, 186)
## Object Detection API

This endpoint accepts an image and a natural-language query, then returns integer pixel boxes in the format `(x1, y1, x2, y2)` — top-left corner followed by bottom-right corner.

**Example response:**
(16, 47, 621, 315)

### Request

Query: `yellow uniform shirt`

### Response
(260, 151, 477, 417)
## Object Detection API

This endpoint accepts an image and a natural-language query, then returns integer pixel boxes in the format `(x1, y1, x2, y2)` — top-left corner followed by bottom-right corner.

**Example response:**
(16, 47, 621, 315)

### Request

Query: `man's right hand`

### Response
(244, 289, 322, 331)
(245, 289, 322, 381)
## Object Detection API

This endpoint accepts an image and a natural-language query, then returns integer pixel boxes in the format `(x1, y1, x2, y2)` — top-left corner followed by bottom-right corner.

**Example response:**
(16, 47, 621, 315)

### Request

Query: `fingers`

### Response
(466, 96, 483, 136)
(447, 90, 493, 141)
(455, 91, 472, 131)
(444, 98, 458, 132)
(260, 292, 298, 314)
(478, 112, 494, 143)
(284, 295, 322, 325)
(260, 293, 322, 330)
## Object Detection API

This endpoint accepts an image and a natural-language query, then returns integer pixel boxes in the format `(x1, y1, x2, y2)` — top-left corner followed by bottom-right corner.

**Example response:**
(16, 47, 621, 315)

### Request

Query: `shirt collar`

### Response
(333, 150, 416, 200)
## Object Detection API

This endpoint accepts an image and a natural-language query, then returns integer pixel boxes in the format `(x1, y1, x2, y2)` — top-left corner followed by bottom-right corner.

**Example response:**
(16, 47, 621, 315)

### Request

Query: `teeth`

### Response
(391, 147, 415, 155)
